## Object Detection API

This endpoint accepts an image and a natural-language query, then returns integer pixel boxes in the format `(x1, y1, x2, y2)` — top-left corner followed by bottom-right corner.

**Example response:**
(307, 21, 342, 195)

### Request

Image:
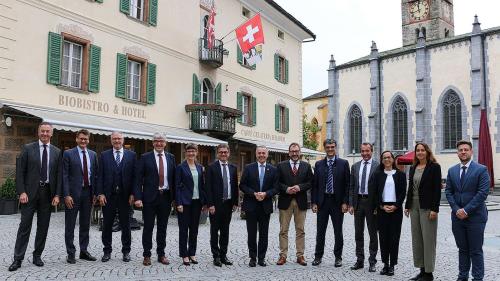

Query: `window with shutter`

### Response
(116, 53, 152, 104)
(237, 45, 256, 70)
(121, 0, 157, 26)
(146, 63, 156, 104)
(274, 54, 287, 84)
(192, 74, 201, 103)
(237, 92, 243, 124)
(252, 96, 257, 126)
(88, 44, 101, 93)
(47, 32, 62, 85)
(215, 82, 221, 105)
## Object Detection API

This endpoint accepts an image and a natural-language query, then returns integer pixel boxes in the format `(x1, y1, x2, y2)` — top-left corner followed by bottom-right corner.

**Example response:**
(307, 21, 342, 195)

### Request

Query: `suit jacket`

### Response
(133, 151, 176, 204)
(16, 141, 62, 200)
(239, 162, 279, 214)
(276, 160, 313, 210)
(445, 161, 489, 223)
(175, 161, 206, 206)
(312, 157, 350, 207)
(96, 149, 136, 198)
(405, 162, 442, 212)
(369, 169, 407, 212)
(205, 160, 238, 208)
(349, 159, 379, 209)
(62, 147, 98, 200)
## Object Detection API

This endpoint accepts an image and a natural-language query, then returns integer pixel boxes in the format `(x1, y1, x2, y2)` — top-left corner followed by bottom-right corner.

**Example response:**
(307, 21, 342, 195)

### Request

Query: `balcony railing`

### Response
(199, 38, 224, 68)
(185, 103, 242, 138)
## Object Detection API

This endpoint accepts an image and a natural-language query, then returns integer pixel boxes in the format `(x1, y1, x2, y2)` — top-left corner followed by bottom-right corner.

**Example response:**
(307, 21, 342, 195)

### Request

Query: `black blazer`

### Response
(276, 160, 313, 211)
(349, 159, 379, 210)
(134, 151, 176, 204)
(62, 147, 98, 199)
(205, 160, 238, 208)
(369, 169, 407, 212)
(239, 162, 279, 214)
(312, 157, 350, 207)
(96, 149, 136, 198)
(405, 162, 442, 212)
(16, 141, 62, 200)
(175, 161, 206, 206)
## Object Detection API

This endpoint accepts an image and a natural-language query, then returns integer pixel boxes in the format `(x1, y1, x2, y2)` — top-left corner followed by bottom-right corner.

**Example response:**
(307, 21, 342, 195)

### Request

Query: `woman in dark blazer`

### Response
(175, 143, 206, 266)
(369, 150, 407, 276)
(404, 143, 441, 281)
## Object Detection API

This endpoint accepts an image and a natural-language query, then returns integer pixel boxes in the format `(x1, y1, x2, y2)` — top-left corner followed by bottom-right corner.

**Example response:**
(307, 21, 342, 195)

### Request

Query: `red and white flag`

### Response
(235, 14, 264, 53)
(207, 4, 216, 49)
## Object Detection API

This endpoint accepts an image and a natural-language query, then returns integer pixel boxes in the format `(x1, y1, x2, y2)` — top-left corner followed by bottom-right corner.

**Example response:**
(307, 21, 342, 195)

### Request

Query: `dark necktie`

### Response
(327, 159, 334, 194)
(460, 166, 467, 186)
(115, 151, 121, 166)
(40, 144, 48, 183)
(292, 162, 298, 176)
(259, 164, 265, 192)
(82, 150, 89, 187)
(222, 163, 229, 200)
(360, 161, 368, 194)
(158, 153, 165, 188)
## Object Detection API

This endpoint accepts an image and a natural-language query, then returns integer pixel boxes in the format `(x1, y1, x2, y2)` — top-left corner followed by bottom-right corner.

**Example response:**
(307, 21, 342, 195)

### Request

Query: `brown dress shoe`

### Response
(296, 256, 307, 266)
(158, 256, 170, 265)
(143, 257, 151, 266)
(276, 256, 287, 265)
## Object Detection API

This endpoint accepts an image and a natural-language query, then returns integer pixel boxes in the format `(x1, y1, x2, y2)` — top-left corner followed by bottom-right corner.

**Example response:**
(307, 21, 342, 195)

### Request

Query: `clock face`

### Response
(409, 0, 430, 21)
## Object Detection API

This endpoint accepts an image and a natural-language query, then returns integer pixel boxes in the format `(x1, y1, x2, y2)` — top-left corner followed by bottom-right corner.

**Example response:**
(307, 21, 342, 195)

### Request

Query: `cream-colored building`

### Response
(0, 0, 318, 182)
(302, 89, 328, 152)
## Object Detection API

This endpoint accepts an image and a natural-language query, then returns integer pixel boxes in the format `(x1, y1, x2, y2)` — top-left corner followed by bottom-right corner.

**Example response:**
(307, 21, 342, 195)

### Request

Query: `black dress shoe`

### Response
(189, 257, 198, 264)
(67, 255, 76, 264)
(422, 272, 434, 281)
(80, 251, 97, 261)
(456, 278, 468, 281)
(33, 256, 44, 267)
(123, 253, 131, 262)
(369, 263, 376, 272)
(350, 262, 363, 270)
(387, 266, 395, 276)
(258, 259, 267, 267)
(380, 265, 389, 275)
(220, 257, 233, 265)
(249, 258, 256, 267)
(213, 258, 222, 267)
(409, 268, 424, 280)
(101, 253, 111, 262)
(8, 260, 22, 271)
(334, 257, 342, 267)
(312, 257, 322, 266)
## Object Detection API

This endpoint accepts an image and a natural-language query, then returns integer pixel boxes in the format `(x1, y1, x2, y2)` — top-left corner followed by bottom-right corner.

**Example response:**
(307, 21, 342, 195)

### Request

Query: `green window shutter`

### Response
(237, 92, 242, 123)
(149, 0, 158, 26)
(274, 54, 279, 81)
(237, 45, 243, 65)
(119, 0, 129, 14)
(47, 32, 62, 85)
(252, 96, 257, 126)
(215, 82, 222, 105)
(88, 44, 101, 93)
(285, 59, 289, 84)
(146, 63, 156, 104)
(275, 104, 280, 131)
(95, 0, 103, 3)
(115, 53, 127, 98)
(192, 74, 201, 103)
(285, 107, 289, 133)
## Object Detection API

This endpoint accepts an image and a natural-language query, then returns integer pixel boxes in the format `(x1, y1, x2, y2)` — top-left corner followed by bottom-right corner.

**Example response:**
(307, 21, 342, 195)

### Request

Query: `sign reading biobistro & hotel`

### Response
(240, 129, 286, 143)
(58, 94, 146, 119)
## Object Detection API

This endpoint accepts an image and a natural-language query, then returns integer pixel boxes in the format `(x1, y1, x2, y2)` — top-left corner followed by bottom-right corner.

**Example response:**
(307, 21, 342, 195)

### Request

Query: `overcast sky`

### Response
(273, 0, 500, 98)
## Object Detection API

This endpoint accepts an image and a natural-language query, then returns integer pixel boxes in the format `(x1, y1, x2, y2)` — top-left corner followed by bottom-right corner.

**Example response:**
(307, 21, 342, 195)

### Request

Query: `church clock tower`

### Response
(401, 0, 454, 46)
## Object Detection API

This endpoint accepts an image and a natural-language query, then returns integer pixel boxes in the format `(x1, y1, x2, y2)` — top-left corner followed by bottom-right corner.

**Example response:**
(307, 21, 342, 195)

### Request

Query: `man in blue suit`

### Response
(446, 140, 489, 281)
(97, 131, 136, 263)
(239, 145, 279, 267)
(134, 132, 175, 266)
(63, 129, 98, 264)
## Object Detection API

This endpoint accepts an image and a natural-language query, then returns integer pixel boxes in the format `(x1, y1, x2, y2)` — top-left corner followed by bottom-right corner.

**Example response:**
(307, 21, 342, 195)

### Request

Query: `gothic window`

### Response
(443, 92, 462, 149)
(349, 105, 362, 154)
(392, 96, 408, 151)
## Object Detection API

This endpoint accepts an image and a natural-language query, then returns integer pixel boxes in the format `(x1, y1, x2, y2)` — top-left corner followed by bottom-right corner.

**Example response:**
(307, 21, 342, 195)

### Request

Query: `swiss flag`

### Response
(206, 4, 216, 49)
(235, 14, 264, 53)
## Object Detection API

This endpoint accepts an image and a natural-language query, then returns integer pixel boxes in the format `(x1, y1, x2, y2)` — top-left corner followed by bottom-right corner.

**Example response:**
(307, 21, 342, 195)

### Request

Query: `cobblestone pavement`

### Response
(0, 205, 499, 281)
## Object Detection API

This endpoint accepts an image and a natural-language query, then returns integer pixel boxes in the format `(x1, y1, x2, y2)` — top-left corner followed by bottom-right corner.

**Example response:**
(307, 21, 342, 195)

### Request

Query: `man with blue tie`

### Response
(239, 146, 279, 267)
(97, 131, 136, 263)
(134, 132, 175, 266)
(446, 140, 490, 281)
(63, 129, 98, 264)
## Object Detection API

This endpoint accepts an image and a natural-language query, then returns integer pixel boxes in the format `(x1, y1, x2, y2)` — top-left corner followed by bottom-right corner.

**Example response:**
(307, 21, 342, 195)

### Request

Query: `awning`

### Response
(1, 102, 226, 147)
(233, 137, 325, 157)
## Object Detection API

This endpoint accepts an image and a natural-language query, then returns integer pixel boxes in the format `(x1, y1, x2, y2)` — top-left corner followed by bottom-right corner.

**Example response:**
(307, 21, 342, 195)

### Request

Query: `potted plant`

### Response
(0, 177, 18, 215)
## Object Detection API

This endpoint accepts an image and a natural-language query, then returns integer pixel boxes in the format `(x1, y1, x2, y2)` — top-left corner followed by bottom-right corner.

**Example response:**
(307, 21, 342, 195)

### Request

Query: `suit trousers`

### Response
(209, 200, 233, 259)
(178, 199, 202, 258)
(452, 217, 485, 280)
(279, 198, 306, 258)
(377, 207, 403, 267)
(101, 193, 131, 255)
(13, 184, 52, 260)
(142, 193, 171, 258)
(245, 202, 271, 260)
(354, 196, 378, 264)
(65, 186, 92, 255)
(410, 198, 438, 273)
(314, 196, 344, 259)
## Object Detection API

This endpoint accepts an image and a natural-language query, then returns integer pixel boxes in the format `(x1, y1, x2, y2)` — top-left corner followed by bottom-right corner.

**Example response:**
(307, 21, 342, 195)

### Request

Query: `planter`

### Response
(0, 199, 19, 215)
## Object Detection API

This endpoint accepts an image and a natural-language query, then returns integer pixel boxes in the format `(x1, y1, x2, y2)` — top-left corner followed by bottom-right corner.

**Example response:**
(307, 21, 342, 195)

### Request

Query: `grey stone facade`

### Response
(327, 55, 339, 141)
(369, 42, 383, 157)
(415, 31, 433, 146)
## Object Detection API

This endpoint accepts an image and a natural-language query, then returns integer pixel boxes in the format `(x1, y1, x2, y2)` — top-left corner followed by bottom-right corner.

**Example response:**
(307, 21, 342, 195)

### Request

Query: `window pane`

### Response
(443, 92, 462, 149)
(350, 106, 362, 153)
(392, 97, 408, 150)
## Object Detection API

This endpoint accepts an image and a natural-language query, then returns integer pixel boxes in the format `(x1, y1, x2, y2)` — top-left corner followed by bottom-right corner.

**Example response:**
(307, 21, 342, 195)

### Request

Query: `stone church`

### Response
(326, 0, 500, 182)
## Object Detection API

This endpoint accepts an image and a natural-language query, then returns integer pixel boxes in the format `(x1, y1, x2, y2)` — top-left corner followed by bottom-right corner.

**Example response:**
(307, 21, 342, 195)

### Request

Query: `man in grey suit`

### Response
(63, 129, 98, 264)
(348, 142, 378, 272)
(8, 122, 62, 271)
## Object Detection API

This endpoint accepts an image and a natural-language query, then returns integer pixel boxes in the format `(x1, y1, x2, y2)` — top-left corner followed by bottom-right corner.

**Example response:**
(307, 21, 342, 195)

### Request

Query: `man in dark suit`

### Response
(97, 131, 136, 263)
(8, 122, 62, 271)
(206, 143, 238, 267)
(446, 140, 490, 281)
(311, 139, 350, 267)
(276, 143, 313, 266)
(348, 142, 379, 272)
(63, 129, 98, 264)
(239, 145, 279, 267)
(134, 132, 175, 266)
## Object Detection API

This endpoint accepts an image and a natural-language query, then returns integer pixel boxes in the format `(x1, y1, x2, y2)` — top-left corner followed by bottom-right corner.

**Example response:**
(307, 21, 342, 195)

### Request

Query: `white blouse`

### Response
(382, 170, 397, 203)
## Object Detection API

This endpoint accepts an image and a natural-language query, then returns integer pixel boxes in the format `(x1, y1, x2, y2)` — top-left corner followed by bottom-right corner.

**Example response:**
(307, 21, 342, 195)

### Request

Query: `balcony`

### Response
(185, 103, 242, 139)
(199, 38, 224, 68)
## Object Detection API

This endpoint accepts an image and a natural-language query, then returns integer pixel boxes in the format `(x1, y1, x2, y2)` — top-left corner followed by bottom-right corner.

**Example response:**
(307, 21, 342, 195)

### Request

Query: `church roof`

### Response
(303, 89, 328, 101)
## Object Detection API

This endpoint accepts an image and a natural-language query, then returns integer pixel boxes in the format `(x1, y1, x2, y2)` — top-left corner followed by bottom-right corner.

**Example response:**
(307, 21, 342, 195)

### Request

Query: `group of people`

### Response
(8, 122, 490, 281)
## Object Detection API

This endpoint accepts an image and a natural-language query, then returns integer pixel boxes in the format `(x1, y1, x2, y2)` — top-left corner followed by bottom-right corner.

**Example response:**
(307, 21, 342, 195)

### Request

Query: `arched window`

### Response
(443, 91, 462, 149)
(392, 96, 408, 151)
(202, 78, 214, 104)
(349, 105, 362, 154)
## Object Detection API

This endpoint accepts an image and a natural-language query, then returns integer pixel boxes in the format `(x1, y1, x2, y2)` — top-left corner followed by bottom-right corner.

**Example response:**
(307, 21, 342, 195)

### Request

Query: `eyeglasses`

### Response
(382, 156, 393, 160)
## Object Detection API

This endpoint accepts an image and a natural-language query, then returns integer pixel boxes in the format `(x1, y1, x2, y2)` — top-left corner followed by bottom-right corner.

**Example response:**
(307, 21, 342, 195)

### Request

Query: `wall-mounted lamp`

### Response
(2, 116, 12, 127)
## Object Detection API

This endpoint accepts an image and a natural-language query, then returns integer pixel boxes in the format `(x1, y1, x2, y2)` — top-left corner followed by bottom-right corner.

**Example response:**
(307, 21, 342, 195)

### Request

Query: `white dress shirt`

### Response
(258, 162, 267, 178)
(289, 159, 300, 170)
(358, 158, 372, 195)
(382, 170, 397, 202)
(219, 161, 231, 199)
(77, 146, 92, 186)
(39, 140, 50, 183)
(155, 150, 169, 190)
(113, 148, 124, 163)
